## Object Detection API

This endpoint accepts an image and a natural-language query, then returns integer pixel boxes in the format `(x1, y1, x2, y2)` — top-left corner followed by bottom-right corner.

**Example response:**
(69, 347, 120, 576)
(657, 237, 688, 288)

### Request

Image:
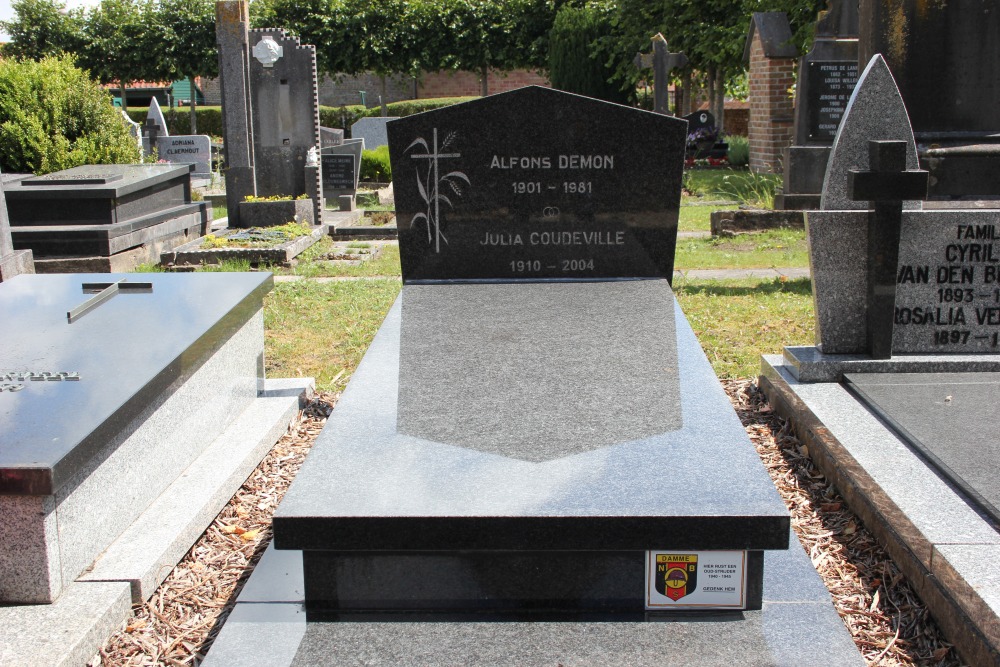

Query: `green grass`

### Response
(283, 239, 403, 278)
(674, 277, 815, 379)
(213, 203, 228, 220)
(684, 168, 748, 199)
(674, 229, 808, 269)
(678, 205, 737, 233)
(683, 168, 780, 208)
(264, 278, 401, 391)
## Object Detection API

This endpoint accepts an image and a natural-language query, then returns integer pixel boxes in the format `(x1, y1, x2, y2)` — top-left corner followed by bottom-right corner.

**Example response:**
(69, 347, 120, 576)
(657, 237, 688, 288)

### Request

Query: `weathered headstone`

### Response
(349, 116, 397, 150)
(321, 138, 362, 204)
(248, 28, 323, 224)
(388, 87, 685, 282)
(633, 33, 687, 115)
(215, 0, 257, 227)
(859, 0, 1000, 199)
(157, 135, 212, 176)
(319, 126, 344, 148)
(775, 0, 859, 209)
(0, 169, 33, 281)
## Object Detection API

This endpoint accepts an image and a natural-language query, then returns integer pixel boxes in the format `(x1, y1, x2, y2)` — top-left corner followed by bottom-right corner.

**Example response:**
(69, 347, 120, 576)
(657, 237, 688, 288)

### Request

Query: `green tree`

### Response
(77, 0, 167, 111)
(0, 54, 140, 173)
(548, 2, 629, 104)
(1, 0, 84, 60)
(156, 0, 218, 132)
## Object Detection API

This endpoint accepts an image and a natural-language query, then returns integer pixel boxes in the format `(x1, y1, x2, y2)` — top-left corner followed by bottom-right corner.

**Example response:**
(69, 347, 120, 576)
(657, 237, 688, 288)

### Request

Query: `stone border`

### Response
(759, 357, 1000, 667)
(162, 225, 327, 267)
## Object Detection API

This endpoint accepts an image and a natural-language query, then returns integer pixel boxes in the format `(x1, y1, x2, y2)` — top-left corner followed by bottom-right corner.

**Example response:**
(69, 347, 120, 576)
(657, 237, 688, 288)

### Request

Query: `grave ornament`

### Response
(633, 33, 688, 116)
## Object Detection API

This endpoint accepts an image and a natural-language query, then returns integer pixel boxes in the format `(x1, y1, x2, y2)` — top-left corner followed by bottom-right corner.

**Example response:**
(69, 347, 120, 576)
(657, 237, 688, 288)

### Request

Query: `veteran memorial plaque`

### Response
(388, 87, 686, 282)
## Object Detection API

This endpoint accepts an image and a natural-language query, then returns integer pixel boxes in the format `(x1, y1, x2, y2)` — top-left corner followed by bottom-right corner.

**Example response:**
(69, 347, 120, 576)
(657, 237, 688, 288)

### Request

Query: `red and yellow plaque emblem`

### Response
(655, 554, 698, 601)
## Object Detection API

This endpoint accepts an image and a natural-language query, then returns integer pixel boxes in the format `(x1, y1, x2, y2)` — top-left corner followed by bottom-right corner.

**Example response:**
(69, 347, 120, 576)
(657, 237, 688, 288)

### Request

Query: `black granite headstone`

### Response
(387, 87, 686, 283)
(320, 154, 354, 191)
(806, 61, 860, 141)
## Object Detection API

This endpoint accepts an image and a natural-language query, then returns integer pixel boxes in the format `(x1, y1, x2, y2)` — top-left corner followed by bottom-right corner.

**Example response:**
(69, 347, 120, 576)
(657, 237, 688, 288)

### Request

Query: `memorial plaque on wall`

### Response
(893, 210, 1000, 352)
(321, 154, 355, 191)
(387, 86, 687, 282)
(807, 61, 859, 140)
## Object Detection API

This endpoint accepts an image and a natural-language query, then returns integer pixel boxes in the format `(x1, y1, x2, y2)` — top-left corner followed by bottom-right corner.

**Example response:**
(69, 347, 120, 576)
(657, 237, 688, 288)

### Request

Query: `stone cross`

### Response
(144, 118, 160, 151)
(633, 33, 688, 115)
(848, 139, 928, 359)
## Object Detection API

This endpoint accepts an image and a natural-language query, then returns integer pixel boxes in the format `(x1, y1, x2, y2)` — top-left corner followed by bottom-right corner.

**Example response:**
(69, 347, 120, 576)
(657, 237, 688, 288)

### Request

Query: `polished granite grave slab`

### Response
(274, 280, 789, 613)
(387, 87, 686, 282)
(0, 272, 270, 495)
(0, 272, 270, 603)
(843, 372, 1000, 527)
(202, 531, 864, 667)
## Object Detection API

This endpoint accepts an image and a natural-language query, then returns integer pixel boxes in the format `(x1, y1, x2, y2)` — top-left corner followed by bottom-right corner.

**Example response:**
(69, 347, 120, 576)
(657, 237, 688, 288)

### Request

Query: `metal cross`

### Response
(633, 33, 688, 116)
(67, 279, 153, 323)
(849, 140, 928, 359)
(410, 128, 461, 253)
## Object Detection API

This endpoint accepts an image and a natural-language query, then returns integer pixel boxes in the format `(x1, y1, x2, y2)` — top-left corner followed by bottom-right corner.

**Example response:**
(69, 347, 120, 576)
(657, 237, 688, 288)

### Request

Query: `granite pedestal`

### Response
(6, 164, 210, 271)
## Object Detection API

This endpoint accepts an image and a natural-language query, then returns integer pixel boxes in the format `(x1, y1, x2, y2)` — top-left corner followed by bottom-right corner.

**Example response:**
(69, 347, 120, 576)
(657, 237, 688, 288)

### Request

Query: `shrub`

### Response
(127, 106, 224, 138)
(360, 145, 391, 182)
(0, 55, 140, 174)
(548, 3, 630, 104)
(727, 135, 750, 167)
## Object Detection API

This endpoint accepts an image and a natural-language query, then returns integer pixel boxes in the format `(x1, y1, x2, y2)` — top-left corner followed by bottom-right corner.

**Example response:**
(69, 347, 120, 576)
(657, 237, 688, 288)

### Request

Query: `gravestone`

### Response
(683, 110, 727, 160)
(248, 28, 323, 224)
(0, 170, 33, 281)
(0, 271, 311, 665)
(633, 33, 687, 115)
(321, 138, 363, 206)
(776, 0, 859, 210)
(201, 87, 864, 666)
(319, 126, 343, 148)
(157, 135, 212, 176)
(6, 164, 210, 272)
(762, 55, 1000, 667)
(349, 116, 397, 150)
(142, 97, 170, 158)
(389, 87, 683, 282)
(859, 0, 1000, 199)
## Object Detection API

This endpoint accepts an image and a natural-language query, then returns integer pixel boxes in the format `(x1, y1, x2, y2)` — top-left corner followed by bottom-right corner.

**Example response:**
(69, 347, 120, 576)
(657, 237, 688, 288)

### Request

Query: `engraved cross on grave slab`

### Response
(67, 278, 153, 323)
(633, 33, 688, 116)
(849, 139, 928, 359)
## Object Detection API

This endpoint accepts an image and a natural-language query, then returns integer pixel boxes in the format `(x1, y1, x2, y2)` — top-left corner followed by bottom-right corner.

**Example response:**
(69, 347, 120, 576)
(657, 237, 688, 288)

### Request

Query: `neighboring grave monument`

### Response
(157, 135, 212, 177)
(0, 171, 33, 281)
(859, 0, 1000, 199)
(349, 117, 398, 150)
(6, 164, 210, 272)
(202, 87, 863, 667)
(633, 33, 687, 116)
(762, 54, 1000, 666)
(776, 0, 859, 209)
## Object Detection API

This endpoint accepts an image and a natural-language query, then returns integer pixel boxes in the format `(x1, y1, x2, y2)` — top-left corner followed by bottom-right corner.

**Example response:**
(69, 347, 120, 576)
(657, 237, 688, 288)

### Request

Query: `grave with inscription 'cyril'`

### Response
(202, 87, 863, 667)
(762, 55, 1000, 666)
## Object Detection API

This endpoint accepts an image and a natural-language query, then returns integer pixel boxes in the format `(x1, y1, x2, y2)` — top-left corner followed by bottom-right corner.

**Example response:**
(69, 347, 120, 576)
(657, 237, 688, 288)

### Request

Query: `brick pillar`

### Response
(747, 32, 796, 174)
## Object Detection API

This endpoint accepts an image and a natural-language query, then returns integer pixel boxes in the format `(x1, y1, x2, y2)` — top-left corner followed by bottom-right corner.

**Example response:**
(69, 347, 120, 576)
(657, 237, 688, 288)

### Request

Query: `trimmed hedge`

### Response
(128, 97, 478, 139)
(360, 145, 391, 182)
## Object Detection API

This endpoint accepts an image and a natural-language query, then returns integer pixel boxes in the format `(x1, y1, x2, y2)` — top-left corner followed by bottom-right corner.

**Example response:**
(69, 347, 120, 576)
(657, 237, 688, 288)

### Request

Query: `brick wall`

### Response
(200, 69, 548, 107)
(417, 69, 549, 98)
(747, 36, 795, 173)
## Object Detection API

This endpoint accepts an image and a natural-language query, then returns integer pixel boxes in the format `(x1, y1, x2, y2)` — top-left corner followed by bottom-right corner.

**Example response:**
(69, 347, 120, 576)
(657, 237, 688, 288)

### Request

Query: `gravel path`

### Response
(95, 382, 962, 666)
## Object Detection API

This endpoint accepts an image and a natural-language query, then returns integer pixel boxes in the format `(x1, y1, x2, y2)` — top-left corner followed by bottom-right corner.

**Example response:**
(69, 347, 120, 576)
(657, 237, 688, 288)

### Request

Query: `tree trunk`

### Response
(706, 68, 717, 122)
(714, 74, 726, 136)
(480, 65, 489, 97)
(380, 74, 388, 116)
(189, 75, 198, 134)
(119, 81, 128, 112)
(680, 70, 692, 115)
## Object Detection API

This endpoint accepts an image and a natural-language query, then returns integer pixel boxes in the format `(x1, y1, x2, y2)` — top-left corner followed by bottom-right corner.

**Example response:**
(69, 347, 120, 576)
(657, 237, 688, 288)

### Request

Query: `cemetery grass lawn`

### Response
(684, 167, 748, 199)
(673, 277, 815, 379)
(279, 238, 404, 278)
(673, 229, 808, 269)
(677, 205, 738, 233)
(264, 278, 401, 391)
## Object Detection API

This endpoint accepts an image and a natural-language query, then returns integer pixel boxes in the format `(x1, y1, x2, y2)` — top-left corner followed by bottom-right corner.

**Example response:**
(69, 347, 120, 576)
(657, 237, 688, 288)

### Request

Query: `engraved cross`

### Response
(410, 128, 461, 253)
(67, 279, 153, 323)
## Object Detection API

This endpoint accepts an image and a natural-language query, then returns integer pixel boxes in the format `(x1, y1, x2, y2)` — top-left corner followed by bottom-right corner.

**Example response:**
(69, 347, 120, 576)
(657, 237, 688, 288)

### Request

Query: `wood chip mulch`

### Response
(96, 382, 965, 666)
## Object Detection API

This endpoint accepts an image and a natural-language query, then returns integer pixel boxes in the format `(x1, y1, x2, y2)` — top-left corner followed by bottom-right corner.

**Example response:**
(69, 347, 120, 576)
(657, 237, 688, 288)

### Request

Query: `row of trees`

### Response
(2, 0, 827, 124)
